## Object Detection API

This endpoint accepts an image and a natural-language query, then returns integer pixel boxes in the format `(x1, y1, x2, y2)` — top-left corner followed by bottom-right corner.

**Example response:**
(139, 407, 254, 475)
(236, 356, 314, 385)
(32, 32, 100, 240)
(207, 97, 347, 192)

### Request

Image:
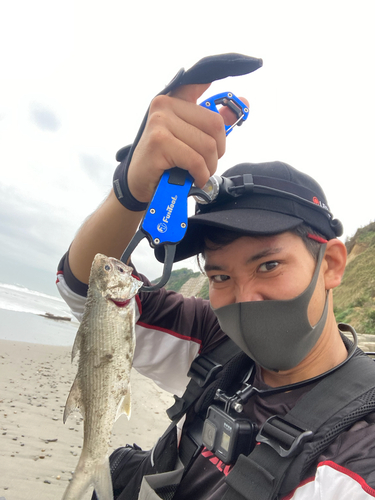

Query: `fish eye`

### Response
(104, 265, 111, 271)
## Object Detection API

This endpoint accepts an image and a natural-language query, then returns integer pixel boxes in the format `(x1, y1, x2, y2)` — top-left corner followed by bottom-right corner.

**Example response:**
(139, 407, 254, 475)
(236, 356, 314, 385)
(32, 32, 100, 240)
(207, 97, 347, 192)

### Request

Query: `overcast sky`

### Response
(0, 0, 374, 296)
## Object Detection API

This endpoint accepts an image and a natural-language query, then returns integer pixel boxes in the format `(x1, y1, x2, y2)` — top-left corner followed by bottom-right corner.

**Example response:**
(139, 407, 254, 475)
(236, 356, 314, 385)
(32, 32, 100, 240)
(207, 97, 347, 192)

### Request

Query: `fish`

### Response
(61, 253, 142, 500)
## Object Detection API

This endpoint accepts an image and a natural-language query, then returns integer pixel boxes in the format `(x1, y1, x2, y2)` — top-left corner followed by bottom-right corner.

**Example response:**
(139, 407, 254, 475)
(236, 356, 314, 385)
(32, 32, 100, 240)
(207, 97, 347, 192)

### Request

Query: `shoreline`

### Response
(0, 308, 78, 346)
(0, 339, 173, 500)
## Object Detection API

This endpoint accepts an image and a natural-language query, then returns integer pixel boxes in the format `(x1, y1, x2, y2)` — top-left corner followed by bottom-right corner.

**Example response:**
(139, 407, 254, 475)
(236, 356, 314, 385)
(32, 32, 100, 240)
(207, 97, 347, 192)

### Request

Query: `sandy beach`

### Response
(0, 339, 174, 500)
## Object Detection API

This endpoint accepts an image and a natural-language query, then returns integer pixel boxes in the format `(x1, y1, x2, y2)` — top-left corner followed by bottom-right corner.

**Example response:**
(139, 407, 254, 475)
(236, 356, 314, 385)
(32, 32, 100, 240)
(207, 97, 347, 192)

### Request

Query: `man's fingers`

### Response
(219, 96, 250, 127)
(150, 94, 226, 161)
(129, 84, 250, 201)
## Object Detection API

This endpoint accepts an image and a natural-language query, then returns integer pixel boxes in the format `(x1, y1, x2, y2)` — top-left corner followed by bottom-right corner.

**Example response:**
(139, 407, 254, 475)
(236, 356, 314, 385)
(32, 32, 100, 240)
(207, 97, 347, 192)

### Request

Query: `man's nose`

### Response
(235, 285, 263, 303)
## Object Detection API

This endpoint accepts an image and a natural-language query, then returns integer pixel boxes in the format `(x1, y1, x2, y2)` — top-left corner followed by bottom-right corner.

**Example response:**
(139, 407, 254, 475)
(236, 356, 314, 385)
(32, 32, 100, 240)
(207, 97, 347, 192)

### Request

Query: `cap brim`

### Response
(155, 208, 304, 263)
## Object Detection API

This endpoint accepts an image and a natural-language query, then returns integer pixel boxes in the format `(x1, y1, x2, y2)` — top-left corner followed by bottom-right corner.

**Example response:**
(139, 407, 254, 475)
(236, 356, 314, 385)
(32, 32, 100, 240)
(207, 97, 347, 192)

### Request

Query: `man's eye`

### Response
(258, 261, 279, 272)
(210, 274, 230, 283)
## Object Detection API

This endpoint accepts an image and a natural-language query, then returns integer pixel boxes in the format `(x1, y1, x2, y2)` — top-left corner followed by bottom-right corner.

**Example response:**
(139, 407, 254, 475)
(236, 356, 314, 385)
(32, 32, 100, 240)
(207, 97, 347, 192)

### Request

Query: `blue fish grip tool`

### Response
(121, 93, 249, 292)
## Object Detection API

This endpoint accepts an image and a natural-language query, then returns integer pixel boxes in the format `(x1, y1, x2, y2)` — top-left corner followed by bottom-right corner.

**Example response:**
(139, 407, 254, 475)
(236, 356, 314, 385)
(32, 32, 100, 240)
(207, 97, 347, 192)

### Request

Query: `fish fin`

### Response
(63, 375, 84, 423)
(115, 385, 131, 421)
(71, 326, 82, 362)
(61, 453, 113, 500)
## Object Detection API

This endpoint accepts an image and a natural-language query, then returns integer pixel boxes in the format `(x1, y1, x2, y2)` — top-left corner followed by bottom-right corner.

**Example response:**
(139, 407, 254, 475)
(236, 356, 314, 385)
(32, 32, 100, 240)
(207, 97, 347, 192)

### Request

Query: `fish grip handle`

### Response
(120, 167, 209, 292)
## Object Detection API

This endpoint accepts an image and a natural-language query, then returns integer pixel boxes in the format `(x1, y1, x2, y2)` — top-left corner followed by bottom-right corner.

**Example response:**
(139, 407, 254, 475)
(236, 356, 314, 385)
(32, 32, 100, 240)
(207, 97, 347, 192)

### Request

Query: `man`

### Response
(57, 83, 375, 499)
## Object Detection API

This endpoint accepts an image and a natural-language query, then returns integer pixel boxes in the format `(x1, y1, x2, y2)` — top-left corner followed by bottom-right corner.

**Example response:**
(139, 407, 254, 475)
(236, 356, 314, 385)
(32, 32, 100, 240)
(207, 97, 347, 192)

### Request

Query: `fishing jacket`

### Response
(57, 255, 375, 499)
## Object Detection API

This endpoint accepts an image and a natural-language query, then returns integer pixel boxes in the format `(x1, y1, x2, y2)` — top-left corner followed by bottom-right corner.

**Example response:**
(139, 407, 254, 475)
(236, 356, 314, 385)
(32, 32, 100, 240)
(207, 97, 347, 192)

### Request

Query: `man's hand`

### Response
(128, 83, 248, 203)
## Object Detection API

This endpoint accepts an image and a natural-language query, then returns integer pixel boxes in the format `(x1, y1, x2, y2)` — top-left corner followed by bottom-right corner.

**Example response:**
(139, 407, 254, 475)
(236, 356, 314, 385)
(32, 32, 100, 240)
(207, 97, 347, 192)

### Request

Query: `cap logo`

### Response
(312, 196, 329, 212)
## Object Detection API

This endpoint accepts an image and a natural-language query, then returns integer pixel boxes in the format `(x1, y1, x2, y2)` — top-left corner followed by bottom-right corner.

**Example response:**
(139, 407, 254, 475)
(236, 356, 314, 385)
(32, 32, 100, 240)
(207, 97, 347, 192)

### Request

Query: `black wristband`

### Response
(113, 145, 148, 212)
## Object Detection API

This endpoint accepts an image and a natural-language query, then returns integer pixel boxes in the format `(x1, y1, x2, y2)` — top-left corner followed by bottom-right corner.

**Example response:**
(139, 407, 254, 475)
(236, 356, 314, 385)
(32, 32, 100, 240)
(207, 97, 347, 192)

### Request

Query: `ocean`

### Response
(0, 282, 79, 346)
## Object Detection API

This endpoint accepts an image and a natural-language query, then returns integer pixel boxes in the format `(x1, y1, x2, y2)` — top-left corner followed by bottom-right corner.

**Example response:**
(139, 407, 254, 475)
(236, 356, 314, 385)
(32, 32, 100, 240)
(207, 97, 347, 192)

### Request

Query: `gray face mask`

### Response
(212, 245, 328, 371)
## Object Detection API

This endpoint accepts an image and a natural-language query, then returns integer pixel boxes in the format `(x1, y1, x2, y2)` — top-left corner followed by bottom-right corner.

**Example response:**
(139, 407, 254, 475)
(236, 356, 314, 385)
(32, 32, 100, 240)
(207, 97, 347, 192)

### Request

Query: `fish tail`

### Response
(92, 457, 113, 500)
(61, 453, 113, 500)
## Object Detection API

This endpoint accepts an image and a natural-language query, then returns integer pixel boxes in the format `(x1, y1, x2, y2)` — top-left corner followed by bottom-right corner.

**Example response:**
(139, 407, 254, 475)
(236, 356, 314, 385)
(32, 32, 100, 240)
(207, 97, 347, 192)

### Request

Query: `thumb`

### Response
(170, 83, 211, 103)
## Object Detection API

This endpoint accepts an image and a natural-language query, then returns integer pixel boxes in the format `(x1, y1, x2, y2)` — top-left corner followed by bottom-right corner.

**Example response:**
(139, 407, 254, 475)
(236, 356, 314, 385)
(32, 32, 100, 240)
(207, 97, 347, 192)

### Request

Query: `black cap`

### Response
(155, 161, 343, 263)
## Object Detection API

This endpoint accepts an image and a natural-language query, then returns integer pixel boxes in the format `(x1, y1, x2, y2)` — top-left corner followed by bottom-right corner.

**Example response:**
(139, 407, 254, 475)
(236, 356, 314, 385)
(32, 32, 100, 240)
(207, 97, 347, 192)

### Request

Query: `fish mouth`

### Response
(109, 298, 131, 308)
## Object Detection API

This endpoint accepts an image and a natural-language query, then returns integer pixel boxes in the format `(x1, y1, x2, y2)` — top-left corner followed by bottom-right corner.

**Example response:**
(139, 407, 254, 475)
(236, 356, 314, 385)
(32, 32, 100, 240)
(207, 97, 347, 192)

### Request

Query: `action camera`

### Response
(202, 405, 257, 464)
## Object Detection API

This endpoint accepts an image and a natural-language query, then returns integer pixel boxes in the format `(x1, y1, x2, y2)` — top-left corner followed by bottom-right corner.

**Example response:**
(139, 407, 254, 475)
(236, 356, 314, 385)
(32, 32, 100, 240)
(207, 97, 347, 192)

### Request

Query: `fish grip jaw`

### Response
(120, 230, 176, 293)
(142, 245, 176, 293)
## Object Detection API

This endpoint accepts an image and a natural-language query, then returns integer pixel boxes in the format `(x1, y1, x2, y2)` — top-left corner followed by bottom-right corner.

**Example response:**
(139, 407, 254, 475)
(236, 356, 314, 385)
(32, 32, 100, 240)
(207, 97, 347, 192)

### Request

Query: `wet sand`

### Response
(0, 339, 174, 500)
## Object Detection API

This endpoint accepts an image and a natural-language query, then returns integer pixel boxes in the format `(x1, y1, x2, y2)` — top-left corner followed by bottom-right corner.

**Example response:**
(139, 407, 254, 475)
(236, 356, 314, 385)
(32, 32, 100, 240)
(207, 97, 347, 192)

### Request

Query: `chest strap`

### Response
(223, 346, 375, 500)
(167, 337, 243, 423)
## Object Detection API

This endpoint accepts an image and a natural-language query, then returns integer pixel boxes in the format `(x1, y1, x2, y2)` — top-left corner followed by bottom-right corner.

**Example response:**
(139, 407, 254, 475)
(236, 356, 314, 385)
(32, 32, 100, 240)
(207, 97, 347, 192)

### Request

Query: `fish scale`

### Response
(61, 254, 142, 500)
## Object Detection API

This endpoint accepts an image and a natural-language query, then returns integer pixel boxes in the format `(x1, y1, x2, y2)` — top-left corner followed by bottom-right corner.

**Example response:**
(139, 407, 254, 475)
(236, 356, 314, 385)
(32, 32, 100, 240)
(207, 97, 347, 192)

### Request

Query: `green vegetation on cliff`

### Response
(151, 267, 201, 292)
(197, 278, 209, 299)
(333, 222, 375, 334)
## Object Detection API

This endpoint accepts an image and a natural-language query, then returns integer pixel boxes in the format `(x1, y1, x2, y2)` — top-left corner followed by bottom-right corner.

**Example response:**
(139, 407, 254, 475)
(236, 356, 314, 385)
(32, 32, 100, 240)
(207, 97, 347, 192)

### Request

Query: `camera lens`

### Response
(202, 420, 217, 450)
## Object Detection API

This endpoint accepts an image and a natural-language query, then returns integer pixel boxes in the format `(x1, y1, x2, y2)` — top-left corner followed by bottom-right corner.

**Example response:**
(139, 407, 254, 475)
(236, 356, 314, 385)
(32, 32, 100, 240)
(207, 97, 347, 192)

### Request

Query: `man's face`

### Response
(204, 231, 327, 327)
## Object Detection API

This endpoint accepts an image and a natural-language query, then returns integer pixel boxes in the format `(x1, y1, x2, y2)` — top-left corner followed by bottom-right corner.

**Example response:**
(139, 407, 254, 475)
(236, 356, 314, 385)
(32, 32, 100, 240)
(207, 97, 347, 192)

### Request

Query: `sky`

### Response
(0, 0, 374, 296)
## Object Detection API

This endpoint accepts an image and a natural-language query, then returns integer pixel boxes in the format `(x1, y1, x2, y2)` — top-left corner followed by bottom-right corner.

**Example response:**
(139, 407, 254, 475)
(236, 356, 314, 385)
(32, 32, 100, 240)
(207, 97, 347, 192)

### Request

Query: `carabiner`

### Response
(200, 92, 249, 134)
